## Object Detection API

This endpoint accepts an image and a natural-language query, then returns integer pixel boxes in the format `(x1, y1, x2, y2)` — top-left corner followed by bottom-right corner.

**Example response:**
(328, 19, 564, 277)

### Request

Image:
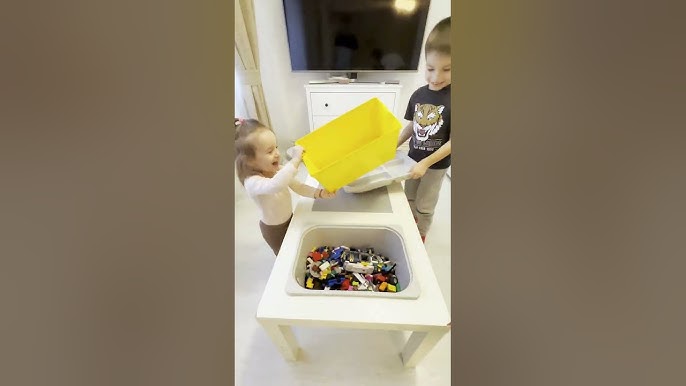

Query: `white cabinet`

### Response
(308, 91, 397, 116)
(304, 83, 408, 152)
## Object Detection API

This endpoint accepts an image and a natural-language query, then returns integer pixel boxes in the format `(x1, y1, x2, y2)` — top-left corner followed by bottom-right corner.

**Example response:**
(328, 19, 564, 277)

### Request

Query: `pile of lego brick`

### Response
(303, 245, 400, 292)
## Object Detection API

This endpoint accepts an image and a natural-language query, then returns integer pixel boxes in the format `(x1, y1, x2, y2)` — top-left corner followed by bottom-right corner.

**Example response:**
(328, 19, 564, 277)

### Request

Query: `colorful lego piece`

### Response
(373, 273, 387, 283)
(343, 261, 374, 275)
(302, 244, 401, 292)
(309, 264, 321, 278)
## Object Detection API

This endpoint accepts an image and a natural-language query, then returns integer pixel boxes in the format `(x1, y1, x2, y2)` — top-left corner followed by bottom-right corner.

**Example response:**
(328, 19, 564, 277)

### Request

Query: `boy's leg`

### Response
(404, 177, 420, 221)
(415, 168, 448, 237)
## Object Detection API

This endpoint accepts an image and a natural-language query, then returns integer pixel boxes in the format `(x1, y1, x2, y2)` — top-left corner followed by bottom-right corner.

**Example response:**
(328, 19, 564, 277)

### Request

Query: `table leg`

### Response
(400, 329, 447, 367)
(259, 321, 300, 361)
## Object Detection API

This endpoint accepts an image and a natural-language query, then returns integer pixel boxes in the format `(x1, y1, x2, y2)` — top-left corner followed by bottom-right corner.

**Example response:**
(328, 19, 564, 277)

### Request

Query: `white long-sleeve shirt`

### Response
(243, 163, 318, 225)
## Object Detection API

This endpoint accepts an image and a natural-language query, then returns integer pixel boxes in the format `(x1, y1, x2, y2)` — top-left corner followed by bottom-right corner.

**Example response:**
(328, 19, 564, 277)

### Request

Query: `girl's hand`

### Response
(409, 161, 429, 179)
(317, 189, 337, 199)
(289, 146, 304, 164)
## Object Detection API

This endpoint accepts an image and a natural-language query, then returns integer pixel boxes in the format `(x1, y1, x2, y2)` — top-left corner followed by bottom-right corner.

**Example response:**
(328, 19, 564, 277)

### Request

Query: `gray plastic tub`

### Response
(285, 224, 421, 299)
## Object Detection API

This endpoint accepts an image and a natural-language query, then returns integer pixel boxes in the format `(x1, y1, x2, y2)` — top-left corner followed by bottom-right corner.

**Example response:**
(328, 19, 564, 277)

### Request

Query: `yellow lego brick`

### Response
(379, 282, 388, 292)
(387, 284, 396, 292)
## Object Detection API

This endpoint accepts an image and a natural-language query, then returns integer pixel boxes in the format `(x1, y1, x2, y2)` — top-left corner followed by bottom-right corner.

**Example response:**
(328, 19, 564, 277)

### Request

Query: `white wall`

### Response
(253, 0, 451, 150)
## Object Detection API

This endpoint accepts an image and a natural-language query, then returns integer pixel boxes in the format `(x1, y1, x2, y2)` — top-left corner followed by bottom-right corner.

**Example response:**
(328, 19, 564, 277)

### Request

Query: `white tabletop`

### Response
(256, 176, 451, 331)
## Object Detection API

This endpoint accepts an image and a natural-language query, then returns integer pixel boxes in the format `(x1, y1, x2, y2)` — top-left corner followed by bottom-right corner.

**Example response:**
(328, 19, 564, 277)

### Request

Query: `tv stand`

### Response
(308, 79, 401, 85)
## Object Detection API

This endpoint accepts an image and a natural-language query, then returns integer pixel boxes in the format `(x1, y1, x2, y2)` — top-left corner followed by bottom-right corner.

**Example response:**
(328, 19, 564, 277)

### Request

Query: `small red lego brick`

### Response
(374, 273, 387, 283)
(312, 252, 323, 261)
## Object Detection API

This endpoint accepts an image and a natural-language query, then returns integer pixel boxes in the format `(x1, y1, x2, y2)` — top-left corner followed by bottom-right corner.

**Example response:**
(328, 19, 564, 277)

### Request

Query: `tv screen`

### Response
(283, 0, 431, 72)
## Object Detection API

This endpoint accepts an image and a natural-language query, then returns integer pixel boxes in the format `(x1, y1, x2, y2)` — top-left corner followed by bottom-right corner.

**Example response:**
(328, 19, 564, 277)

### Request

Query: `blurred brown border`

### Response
(450, 2, 458, 385)
(1, 1, 235, 385)
(452, 0, 686, 385)
(229, 2, 237, 384)
(448, 0, 460, 385)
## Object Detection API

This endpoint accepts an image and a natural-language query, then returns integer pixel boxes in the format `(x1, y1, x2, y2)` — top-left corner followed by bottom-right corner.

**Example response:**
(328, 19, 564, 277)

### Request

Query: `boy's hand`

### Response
(318, 189, 337, 199)
(409, 161, 429, 179)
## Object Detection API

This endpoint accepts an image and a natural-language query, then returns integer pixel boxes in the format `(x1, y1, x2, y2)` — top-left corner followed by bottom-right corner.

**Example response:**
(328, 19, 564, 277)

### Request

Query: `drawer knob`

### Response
(324, 103, 328, 107)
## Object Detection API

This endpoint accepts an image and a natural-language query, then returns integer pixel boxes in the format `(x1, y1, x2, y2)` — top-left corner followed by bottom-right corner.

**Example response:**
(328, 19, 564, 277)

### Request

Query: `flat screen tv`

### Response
(282, 0, 431, 72)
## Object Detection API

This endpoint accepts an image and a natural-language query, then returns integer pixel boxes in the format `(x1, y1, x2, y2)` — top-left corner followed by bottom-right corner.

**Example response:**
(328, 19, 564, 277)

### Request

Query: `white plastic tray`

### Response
(343, 150, 417, 193)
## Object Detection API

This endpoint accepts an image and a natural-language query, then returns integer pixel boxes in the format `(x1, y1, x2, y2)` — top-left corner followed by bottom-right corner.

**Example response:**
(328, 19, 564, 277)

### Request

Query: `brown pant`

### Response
(259, 215, 292, 256)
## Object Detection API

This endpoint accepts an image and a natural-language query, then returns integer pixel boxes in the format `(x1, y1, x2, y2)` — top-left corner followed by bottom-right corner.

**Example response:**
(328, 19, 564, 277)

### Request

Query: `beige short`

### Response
(259, 215, 292, 256)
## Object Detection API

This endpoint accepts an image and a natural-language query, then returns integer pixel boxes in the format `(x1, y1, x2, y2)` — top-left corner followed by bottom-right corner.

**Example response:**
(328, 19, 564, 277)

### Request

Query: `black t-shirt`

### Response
(404, 84, 451, 169)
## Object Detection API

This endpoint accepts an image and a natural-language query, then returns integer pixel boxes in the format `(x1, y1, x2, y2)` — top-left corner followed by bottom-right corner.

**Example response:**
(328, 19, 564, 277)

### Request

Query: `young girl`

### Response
(235, 118, 336, 256)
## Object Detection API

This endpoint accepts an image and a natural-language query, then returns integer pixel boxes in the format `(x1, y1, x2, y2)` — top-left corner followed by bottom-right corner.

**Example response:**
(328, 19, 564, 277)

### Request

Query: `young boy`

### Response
(397, 17, 451, 243)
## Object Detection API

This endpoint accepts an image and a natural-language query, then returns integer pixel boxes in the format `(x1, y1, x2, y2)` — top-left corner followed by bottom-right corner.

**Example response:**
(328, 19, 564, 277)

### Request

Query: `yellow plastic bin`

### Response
(295, 98, 401, 191)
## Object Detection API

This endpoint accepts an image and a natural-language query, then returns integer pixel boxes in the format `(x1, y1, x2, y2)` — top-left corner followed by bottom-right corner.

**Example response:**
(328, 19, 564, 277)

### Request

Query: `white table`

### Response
(255, 177, 451, 367)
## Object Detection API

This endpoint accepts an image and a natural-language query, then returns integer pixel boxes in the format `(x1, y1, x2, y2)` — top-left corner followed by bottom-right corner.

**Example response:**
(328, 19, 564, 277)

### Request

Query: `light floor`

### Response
(235, 169, 451, 386)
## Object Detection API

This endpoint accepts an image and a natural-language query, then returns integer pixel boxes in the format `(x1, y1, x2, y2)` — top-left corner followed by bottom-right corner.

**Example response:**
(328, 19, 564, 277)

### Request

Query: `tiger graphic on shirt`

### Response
(413, 103, 444, 142)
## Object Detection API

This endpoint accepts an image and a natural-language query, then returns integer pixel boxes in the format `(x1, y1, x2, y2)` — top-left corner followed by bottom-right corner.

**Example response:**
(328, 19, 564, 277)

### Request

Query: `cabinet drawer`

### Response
(311, 115, 337, 130)
(310, 92, 396, 116)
